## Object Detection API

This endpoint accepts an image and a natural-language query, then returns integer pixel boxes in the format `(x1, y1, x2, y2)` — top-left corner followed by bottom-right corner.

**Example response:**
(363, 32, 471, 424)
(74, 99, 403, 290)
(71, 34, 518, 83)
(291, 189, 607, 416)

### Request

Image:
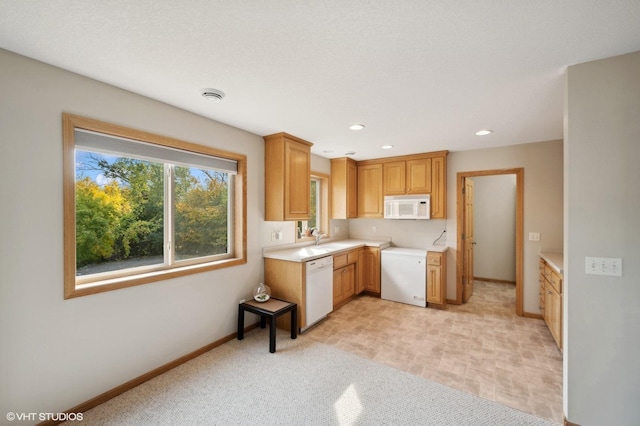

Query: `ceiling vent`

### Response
(201, 88, 225, 101)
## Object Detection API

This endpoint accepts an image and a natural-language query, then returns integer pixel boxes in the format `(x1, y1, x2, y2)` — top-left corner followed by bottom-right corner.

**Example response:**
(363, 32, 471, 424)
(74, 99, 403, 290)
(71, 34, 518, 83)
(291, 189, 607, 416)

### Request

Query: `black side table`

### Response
(238, 298, 297, 353)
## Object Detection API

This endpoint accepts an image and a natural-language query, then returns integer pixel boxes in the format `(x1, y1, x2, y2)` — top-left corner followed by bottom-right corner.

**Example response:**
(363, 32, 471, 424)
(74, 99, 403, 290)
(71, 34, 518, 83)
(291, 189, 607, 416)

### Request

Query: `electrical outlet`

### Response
(372, 226, 377, 233)
(334, 226, 340, 234)
(271, 231, 277, 241)
(585, 257, 622, 277)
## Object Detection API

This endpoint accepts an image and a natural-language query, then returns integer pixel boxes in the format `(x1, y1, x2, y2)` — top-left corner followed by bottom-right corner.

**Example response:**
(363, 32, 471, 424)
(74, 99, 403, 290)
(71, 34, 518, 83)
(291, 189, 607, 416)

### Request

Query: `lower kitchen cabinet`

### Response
(264, 258, 306, 331)
(358, 247, 381, 294)
(333, 250, 359, 309)
(333, 263, 355, 307)
(427, 251, 446, 308)
(540, 257, 563, 350)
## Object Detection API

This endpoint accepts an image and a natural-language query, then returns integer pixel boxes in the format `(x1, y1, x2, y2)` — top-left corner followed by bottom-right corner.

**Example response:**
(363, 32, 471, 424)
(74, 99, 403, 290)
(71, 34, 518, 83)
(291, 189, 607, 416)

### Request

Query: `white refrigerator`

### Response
(381, 248, 428, 307)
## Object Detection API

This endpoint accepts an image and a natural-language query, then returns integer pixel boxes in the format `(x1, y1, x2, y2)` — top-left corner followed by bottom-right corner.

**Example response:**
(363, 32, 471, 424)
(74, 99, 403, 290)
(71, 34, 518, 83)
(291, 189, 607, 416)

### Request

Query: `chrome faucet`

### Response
(313, 230, 327, 245)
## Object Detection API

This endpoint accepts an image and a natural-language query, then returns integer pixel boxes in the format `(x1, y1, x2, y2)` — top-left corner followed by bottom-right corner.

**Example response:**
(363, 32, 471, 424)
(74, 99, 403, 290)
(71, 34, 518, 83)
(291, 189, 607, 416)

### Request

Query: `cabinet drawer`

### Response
(543, 265, 553, 283)
(427, 253, 442, 266)
(333, 254, 348, 269)
(549, 270, 562, 294)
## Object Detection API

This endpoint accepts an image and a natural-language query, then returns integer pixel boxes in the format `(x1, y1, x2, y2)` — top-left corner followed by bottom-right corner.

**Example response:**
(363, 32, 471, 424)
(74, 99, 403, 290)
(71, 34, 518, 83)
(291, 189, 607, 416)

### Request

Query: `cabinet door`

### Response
(331, 158, 358, 219)
(347, 160, 358, 218)
(539, 259, 546, 314)
(358, 163, 384, 218)
(343, 264, 356, 299)
(285, 138, 311, 219)
(406, 158, 432, 194)
(427, 265, 442, 304)
(383, 161, 406, 195)
(546, 286, 562, 349)
(265, 133, 312, 221)
(359, 247, 381, 293)
(355, 249, 365, 294)
(430, 155, 446, 219)
(333, 268, 344, 306)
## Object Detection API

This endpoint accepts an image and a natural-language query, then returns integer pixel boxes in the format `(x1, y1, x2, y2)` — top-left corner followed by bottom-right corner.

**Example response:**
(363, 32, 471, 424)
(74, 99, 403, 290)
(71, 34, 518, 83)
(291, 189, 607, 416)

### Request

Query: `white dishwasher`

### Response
(302, 255, 334, 333)
(381, 248, 428, 307)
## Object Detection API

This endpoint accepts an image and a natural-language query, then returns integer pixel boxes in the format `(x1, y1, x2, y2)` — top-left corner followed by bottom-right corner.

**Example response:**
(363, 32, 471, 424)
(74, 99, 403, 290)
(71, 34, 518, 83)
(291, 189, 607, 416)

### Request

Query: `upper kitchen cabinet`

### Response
(383, 158, 432, 195)
(264, 133, 313, 221)
(383, 161, 406, 195)
(357, 162, 384, 218)
(430, 155, 447, 219)
(406, 157, 433, 194)
(381, 152, 448, 219)
(331, 157, 358, 219)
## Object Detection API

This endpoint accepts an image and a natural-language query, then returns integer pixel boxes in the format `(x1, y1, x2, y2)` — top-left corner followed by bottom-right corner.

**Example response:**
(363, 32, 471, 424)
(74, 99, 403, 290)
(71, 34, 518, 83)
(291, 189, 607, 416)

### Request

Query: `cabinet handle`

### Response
(547, 291, 552, 295)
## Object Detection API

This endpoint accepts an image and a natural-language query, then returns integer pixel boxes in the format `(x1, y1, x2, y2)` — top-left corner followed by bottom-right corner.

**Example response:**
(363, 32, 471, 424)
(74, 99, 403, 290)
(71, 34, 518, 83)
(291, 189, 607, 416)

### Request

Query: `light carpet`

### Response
(65, 328, 557, 425)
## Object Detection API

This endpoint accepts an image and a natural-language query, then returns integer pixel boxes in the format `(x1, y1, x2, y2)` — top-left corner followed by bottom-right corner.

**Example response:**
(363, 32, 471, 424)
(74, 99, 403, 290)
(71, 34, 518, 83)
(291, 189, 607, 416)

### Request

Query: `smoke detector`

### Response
(201, 88, 225, 101)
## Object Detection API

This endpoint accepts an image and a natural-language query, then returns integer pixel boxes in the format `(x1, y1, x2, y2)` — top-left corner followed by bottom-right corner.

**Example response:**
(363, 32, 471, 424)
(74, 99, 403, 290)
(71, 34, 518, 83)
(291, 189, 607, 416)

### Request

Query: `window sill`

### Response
(65, 257, 246, 299)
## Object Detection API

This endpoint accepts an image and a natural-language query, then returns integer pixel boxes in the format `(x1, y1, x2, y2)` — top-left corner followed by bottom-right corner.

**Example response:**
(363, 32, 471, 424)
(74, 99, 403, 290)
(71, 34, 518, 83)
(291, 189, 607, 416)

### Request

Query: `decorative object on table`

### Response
(253, 283, 271, 302)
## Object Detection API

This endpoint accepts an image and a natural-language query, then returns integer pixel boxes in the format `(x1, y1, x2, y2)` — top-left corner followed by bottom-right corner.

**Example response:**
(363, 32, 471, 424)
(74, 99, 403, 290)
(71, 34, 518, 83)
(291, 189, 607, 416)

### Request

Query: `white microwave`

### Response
(384, 195, 430, 219)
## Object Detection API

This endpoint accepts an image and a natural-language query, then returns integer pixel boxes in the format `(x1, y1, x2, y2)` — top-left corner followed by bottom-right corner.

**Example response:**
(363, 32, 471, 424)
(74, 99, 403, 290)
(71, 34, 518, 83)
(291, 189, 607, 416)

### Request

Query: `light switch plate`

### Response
(529, 232, 540, 241)
(585, 257, 622, 276)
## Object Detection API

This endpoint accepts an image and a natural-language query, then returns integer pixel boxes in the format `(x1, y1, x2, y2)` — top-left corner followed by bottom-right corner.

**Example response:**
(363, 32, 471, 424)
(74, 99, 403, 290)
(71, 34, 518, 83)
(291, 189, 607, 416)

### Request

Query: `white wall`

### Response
(348, 218, 447, 248)
(473, 175, 517, 282)
(445, 140, 564, 314)
(0, 49, 265, 422)
(564, 51, 640, 424)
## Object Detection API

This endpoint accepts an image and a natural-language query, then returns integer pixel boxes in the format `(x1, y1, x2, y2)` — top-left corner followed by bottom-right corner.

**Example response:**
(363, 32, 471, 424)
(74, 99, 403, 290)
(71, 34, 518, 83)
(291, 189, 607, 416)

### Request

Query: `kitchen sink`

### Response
(292, 247, 332, 257)
(316, 242, 353, 250)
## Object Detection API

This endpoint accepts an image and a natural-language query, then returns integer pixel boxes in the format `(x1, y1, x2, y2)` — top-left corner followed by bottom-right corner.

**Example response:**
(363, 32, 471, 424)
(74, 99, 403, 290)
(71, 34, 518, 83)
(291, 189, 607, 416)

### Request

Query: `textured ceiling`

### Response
(1, 1, 639, 160)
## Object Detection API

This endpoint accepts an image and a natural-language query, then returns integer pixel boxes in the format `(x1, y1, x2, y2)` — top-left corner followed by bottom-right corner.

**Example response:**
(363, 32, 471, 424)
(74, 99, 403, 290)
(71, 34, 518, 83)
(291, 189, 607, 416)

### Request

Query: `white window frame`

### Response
(296, 173, 330, 242)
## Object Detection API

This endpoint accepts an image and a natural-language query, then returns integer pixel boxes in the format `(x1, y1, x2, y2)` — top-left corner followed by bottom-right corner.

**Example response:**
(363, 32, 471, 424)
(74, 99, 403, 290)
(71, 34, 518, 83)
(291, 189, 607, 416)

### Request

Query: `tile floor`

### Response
(308, 280, 564, 424)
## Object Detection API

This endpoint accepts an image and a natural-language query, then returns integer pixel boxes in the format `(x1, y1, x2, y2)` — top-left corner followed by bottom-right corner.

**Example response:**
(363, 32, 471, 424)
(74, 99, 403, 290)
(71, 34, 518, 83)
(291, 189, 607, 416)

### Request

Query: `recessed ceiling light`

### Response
(345, 151, 356, 156)
(382, 145, 393, 149)
(475, 129, 492, 136)
(349, 124, 365, 131)
(201, 88, 225, 101)
(323, 150, 334, 154)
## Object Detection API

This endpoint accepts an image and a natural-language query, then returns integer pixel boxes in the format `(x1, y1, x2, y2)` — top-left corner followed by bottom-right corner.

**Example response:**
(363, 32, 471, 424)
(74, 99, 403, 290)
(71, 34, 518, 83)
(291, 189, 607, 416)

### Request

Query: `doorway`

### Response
(456, 168, 524, 316)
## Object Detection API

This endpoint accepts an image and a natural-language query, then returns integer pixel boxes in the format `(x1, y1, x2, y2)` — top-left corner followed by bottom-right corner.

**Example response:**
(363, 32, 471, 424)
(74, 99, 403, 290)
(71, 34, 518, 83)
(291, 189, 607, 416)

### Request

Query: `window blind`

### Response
(75, 129, 238, 173)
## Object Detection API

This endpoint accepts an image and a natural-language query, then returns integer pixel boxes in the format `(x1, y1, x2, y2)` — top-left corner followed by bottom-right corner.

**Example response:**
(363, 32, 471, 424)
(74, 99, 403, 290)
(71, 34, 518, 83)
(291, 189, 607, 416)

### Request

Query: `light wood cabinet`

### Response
(407, 158, 433, 194)
(383, 161, 406, 195)
(430, 155, 446, 219)
(377, 152, 447, 218)
(264, 132, 312, 221)
(331, 158, 358, 219)
(540, 258, 563, 350)
(357, 163, 384, 218)
(538, 261, 546, 316)
(264, 258, 306, 331)
(333, 249, 359, 309)
(545, 284, 562, 348)
(358, 247, 381, 294)
(427, 251, 447, 307)
(383, 158, 433, 196)
(332, 151, 447, 219)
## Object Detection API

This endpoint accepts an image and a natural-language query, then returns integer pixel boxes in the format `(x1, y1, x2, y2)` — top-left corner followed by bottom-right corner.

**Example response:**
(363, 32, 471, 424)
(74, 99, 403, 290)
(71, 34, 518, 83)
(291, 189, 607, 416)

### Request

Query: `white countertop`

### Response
(263, 239, 391, 262)
(263, 239, 448, 262)
(540, 252, 564, 274)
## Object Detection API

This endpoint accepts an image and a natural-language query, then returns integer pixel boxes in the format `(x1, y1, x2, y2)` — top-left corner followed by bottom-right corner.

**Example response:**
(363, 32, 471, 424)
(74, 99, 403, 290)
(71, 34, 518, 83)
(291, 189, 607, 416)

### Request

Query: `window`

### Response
(296, 173, 330, 241)
(63, 114, 246, 298)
